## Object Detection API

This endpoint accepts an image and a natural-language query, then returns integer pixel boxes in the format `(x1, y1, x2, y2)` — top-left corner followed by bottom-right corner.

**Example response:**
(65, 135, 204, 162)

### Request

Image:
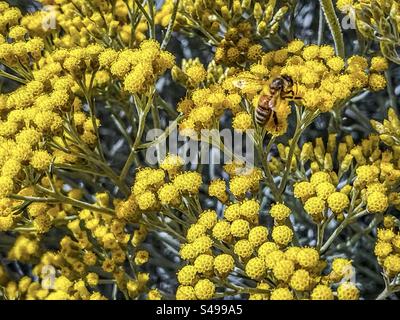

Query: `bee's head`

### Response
(270, 75, 294, 93)
(270, 77, 285, 92)
(281, 75, 294, 91)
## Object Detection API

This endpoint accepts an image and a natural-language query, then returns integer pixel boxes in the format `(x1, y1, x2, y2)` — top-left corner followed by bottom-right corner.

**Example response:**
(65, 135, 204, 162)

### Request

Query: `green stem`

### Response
(318, 6, 325, 45)
(151, 104, 162, 164)
(377, 276, 400, 300)
(148, 0, 156, 39)
(278, 129, 302, 195)
(385, 69, 396, 109)
(120, 93, 153, 181)
(319, 0, 345, 58)
(278, 108, 317, 196)
(316, 222, 325, 250)
(161, 0, 180, 49)
(320, 189, 360, 253)
(0, 70, 27, 84)
(255, 134, 280, 201)
(134, 0, 155, 39)
(34, 185, 115, 215)
(376, 287, 391, 300)
(9, 194, 59, 204)
(320, 218, 349, 253)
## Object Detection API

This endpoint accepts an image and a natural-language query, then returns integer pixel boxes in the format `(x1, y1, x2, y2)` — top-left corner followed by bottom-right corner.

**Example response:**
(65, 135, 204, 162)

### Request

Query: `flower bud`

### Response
(254, 3, 263, 21)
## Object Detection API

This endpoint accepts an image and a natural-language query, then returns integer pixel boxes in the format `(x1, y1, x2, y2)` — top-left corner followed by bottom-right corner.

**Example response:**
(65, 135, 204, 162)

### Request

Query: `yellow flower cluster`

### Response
(176, 40, 387, 138)
(208, 165, 263, 203)
(231, 40, 387, 114)
(30, 0, 149, 48)
(100, 40, 175, 94)
(177, 85, 242, 135)
(374, 215, 400, 279)
(1, 190, 162, 300)
(273, 133, 400, 223)
(223, 163, 263, 199)
(172, 58, 209, 89)
(126, 154, 203, 212)
(0, 45, 106, 199)
(0, 2, 175, 237)
(214, 25, 264, 67)
(156, 0, 289, 55)
(177, 198, 359, 300)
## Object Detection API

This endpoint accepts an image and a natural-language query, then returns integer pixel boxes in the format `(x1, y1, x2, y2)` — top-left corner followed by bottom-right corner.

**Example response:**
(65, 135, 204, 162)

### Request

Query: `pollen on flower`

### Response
(174, 171, 202, 194)
(194, 279, 215, 300)
(176, 286, 196, 300)
(369, 73, 387, 91)
(270, 203, 291, 221)
(248, 226, 268, 247)
(214, 254, 235, 275)
(208, 179, 228, 203)
(327, 192, 350, 214)
(194, 254, 214, 274)
(367, 191, 388, 213)
(30, 150, 52, 171)
(296, 248, 319, 269)
(234, 239, 254, 259)
(224, 203, 242, 221)
(273, 259, 295, 282)
(294, 181, 315, 202)
(311, 285, 334, 300)
(290, 269, 311, 291)
(158, 183, 181, 206)
(243, 256, 264, 280)
(177, 265, 197, 285)
(270, 287, 294, 300)
(370, 57, 389, 72)
(337, 282, 360, 300)
(315, 182, 336, 201)
(231, 219, 250, 238)
(212, 220, 231, 241)
(272, 225, 293, 247)
(232, 112, 253, 132)
(304, 197, 325, 220)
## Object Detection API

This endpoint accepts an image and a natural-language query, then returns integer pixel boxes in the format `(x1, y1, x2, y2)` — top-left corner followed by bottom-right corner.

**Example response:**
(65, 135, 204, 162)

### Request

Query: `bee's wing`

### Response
(233, 77, 264, 94)
(232, 79, 247, 89)
(271, 91, 290, 112)
(269, 90, 282, 111)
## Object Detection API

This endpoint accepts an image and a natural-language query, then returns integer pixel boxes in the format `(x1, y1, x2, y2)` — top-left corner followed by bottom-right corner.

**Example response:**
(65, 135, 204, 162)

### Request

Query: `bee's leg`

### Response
(282, 84, 304, 101)
(293, 83, 299, 96)
(292, 96, 304, 101)
(282, 93, 304, 101)
(272, 112, 279, 127)
(281, 94, 295, 99)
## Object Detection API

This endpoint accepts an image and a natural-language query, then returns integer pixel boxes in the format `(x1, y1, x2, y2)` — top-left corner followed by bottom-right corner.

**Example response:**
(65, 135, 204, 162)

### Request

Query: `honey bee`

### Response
(255, 75, 296, 127)
(233, 75, 301, 128)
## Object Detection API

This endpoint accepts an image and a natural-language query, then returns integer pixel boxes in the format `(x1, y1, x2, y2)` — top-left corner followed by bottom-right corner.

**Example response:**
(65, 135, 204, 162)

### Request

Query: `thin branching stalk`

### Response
(0, 70, 27, 84)
(120, 93, 153, 182)
(34, 185, 115, 215)
(161, 0, 180, 49)
(318, 6, 325, 45)
(319, 0, 345, 58)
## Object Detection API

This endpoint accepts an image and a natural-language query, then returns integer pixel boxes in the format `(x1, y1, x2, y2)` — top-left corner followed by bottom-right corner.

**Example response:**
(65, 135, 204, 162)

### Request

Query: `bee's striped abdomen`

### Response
(255, 95, 272, 126)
